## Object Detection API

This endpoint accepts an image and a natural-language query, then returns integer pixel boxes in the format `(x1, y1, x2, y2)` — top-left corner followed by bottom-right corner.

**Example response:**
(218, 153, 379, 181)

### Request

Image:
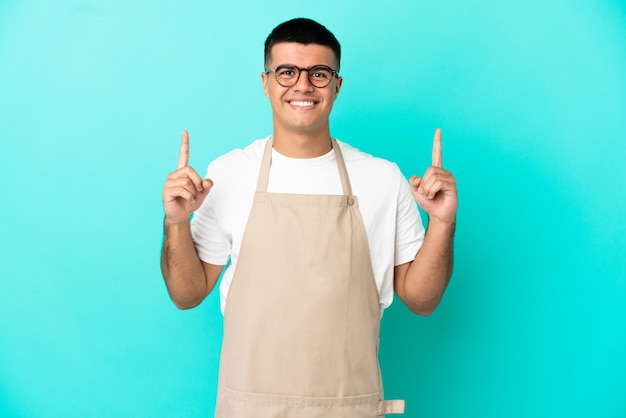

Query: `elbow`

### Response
(407, 303, 437, 316)
(413, 307, 436, 316)
(167, 288, 205, 310)
(162, 276, 208, 310)
(172, 298, 201, 310)
(403, 294, 442, 316)
(399, 271, 452, 316)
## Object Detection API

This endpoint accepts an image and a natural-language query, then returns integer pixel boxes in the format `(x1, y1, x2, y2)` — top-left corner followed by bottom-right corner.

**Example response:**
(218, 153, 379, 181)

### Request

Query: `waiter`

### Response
(161, 18, 457, 418)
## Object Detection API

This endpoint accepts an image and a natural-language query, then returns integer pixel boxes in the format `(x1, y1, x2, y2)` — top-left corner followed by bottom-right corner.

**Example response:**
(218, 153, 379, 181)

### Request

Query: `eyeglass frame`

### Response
(264, 64, 339, 88)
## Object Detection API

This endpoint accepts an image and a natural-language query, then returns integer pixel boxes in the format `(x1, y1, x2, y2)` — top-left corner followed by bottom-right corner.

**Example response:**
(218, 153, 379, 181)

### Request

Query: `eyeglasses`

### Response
(264, 64, 339, 88)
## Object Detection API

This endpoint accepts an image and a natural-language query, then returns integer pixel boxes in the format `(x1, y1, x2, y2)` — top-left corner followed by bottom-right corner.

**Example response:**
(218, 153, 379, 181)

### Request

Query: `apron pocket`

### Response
(223, 387, 381, 418)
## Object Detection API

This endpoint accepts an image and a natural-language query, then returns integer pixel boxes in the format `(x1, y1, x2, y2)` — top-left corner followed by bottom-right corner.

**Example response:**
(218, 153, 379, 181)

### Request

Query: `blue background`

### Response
(1, 0, 625, 417)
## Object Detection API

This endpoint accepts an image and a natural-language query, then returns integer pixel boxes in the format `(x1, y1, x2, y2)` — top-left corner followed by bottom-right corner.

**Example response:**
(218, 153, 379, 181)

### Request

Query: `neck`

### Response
(272, 127, 333, 158)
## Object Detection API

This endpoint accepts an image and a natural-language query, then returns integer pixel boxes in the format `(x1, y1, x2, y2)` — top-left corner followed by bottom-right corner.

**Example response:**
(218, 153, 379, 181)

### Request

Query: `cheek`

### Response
(268, 91, 287, 112)
(269, 90, 282, 105)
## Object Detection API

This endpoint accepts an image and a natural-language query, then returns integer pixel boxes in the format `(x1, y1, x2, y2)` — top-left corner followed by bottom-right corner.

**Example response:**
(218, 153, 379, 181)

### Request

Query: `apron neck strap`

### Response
(256, 137, 353, 196)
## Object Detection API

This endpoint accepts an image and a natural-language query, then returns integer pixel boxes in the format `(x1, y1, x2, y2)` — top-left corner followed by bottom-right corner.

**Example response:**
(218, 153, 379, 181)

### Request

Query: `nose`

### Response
(292, 69, 314, 92)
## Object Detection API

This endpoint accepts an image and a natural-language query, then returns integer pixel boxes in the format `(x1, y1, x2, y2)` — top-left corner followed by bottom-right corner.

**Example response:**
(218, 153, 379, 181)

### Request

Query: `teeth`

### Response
(290, 101, 315, 107)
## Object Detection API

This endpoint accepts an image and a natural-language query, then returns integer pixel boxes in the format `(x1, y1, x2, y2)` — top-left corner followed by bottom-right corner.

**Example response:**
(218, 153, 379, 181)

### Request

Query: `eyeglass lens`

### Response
(274, 65, 334, 88)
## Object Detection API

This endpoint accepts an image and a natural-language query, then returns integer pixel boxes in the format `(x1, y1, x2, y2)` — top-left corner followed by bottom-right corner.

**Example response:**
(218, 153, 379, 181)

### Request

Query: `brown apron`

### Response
(214, 138, 405, 417)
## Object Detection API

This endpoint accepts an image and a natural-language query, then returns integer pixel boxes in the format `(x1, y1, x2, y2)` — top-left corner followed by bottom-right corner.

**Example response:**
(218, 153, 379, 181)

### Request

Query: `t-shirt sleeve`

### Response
(189, 164, 232, 266)
(394, 173, 425, 266)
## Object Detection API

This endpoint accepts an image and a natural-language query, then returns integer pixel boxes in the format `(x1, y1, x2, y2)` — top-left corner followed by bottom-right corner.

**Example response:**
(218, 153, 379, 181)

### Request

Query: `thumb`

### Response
(200, 179, 214, 196)
(409, 175, 421, 190)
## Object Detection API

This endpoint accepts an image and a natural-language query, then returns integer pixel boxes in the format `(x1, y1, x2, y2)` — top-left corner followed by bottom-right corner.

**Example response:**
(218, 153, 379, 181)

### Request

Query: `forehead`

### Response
(268, 42, 338, 68)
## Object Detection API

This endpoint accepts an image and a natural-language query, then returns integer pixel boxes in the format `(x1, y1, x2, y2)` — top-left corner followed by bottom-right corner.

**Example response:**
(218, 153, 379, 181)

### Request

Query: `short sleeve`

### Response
(190, 164, 232, 266)
(394, 175, 425, 266)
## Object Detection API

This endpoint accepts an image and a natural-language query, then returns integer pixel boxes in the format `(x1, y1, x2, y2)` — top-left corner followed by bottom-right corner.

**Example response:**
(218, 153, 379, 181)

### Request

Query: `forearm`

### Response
(161, 218, 210, 309)
(398, 218, 455, 315)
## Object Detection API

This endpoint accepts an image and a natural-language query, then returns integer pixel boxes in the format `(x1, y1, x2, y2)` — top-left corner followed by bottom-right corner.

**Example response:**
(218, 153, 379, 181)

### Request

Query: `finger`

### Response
(432, 128, 442, 168)
(168, 167, 206, 192)
(164, 184, 197, 204)
(166, 177, 205, 200)
(165, 177, 199, 196)
(177, 130, 190, 169)
(424, 179, 444, 199)
(408, 176, 423, 195)
(199, 180, 213, 198)
(420, 174, 455, 199)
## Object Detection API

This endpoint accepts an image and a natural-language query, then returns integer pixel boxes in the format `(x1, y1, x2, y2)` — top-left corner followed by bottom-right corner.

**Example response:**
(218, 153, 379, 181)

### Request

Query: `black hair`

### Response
(264, 18, 341, 69)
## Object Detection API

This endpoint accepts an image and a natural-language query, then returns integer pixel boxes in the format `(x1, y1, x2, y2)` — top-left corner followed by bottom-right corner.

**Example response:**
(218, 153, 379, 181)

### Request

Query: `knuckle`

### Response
(181, 178, 194, 189)
(175, 186, 190, 198)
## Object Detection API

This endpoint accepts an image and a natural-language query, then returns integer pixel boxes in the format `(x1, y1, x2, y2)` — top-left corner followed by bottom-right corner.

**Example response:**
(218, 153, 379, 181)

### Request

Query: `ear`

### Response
(261, 72, 270, 98)
(334, 76, 343, 99)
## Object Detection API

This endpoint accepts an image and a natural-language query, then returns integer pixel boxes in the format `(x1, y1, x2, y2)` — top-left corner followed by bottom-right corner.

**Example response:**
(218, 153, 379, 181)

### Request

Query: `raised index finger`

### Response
(177, 130, 190, 169)
(432, 128, 442, 168)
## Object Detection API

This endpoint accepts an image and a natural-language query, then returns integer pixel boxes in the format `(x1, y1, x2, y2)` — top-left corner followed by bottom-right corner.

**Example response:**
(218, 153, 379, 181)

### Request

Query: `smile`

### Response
(289, 100, 317, 107)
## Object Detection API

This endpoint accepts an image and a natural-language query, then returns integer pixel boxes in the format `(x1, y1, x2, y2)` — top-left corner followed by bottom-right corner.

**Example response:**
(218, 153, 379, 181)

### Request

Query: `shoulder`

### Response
(336, 139, 405, 181)
(207, 137, 268, 174)
(202, 137, 269, 199)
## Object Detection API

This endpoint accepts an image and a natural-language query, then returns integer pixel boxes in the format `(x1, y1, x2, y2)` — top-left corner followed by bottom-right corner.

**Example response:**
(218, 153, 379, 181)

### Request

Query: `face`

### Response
(261, 42, 343, 137)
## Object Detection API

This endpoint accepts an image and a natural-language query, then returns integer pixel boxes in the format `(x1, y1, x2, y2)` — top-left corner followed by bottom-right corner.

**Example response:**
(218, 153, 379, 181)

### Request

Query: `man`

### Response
(161, 18, 457, 418)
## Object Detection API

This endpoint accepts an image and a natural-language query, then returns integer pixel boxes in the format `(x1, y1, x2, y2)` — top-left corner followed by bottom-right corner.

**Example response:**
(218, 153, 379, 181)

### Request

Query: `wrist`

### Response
(427, 216, 456, 234)
(163, 216, 191, 229)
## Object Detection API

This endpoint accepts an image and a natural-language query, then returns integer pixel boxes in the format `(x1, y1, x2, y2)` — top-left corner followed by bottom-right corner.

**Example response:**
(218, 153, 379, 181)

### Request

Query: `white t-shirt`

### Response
(191, 137, 425, 313)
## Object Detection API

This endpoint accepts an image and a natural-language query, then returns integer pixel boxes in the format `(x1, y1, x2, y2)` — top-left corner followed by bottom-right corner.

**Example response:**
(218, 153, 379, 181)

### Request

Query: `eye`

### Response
(276, 66, 297, 78)
(311, 67, 332, 80)
(311, 72, 329, 79)
(310, 67, 332, 80)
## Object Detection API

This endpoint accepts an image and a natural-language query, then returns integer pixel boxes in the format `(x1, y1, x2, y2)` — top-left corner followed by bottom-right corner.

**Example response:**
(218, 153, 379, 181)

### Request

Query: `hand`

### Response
(162, 130, 213, 224)
(410, 128, 458, 224)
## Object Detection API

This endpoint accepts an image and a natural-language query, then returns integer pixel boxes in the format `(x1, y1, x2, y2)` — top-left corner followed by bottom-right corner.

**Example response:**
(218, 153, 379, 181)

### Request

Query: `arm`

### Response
(394, 218, 454, 315)
(161, 219, 223, 310)
(160, 130, 223, 310)
(394, 128, 458, 315)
